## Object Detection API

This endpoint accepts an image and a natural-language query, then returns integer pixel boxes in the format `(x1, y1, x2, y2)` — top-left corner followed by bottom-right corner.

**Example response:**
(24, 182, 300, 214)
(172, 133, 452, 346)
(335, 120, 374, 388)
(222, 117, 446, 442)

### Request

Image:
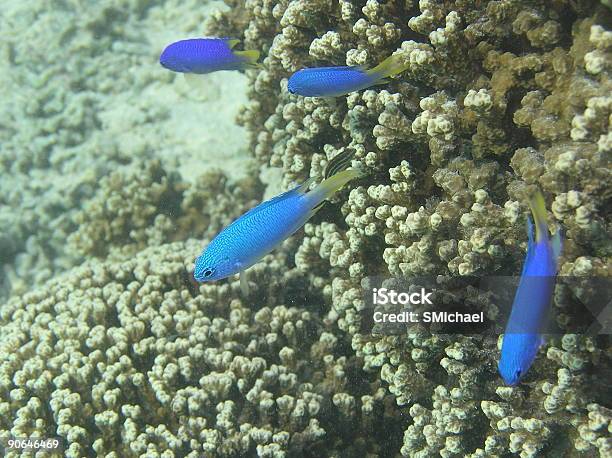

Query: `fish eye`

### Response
(202, 268, 215, 278)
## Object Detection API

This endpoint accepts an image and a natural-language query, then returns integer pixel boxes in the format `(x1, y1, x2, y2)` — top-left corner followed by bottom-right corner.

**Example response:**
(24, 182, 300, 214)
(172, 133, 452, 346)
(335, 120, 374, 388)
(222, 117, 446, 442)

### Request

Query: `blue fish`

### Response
(287, 54, 410, 97)
(159, 38, 259, 74)
(194, 150, 362, 291)
(498, 191, 562, 386)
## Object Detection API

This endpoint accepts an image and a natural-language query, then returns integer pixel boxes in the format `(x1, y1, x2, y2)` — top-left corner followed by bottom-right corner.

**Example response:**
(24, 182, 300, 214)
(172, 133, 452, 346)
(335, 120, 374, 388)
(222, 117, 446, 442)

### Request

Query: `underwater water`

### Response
(0, 0, 610, 456)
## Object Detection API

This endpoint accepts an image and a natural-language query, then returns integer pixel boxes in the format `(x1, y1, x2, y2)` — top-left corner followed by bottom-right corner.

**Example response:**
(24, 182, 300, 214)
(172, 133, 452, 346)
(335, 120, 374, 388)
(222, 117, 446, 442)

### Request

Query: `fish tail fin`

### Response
(367, 53, 410, 80)
(307, 168, 365, 208)
(233, 49, 261, 68)
(527, 191, 549, 243)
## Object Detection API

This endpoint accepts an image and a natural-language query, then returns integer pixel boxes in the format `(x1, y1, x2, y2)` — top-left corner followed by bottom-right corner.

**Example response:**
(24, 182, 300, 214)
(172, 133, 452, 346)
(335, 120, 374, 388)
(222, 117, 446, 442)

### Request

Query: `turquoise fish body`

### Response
(194, 161, 361, 282)
(498, 192, 562, 386)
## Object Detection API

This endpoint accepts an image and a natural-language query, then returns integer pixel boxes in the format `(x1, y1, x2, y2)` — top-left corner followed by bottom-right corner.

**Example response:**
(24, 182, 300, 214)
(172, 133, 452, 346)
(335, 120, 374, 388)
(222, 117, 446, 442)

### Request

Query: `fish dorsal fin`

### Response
(297, 176, 316, 194)
(300, 66, 363, 74)
(183, 73, 202, 88)
(235, 178, 313, 223)
(324, 148, 356, 179)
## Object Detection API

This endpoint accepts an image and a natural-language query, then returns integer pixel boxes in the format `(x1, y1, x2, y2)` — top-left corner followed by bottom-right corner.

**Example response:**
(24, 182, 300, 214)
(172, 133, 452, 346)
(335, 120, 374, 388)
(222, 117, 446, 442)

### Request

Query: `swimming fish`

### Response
(498, 191, 562, 386)
(287, 54, 410, 97)
(194, 149, 363, 292)
(159, 38, 260, 74)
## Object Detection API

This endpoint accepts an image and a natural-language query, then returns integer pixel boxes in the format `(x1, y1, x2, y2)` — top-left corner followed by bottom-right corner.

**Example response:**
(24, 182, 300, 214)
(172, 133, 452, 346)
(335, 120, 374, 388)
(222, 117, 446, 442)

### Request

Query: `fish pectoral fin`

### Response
(239, 270, 250, 297)
(183, 73, 202, 89)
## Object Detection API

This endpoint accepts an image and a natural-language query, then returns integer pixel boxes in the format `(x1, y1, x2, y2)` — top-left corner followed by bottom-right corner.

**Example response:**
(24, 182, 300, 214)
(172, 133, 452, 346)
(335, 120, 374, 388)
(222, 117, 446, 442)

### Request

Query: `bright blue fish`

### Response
(287, 54, 410, 97)
(498, 191, 562, 386)
(194, 150, 362, 291)
(159, 38, 259, 74)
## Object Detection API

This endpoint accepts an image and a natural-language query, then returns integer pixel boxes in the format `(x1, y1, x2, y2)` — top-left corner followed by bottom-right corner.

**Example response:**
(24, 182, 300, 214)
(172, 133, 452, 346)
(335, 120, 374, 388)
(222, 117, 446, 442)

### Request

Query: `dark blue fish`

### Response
(287, 54, 409, 97)
(159, 38, 259, 74)
(498, 191, 562, 386)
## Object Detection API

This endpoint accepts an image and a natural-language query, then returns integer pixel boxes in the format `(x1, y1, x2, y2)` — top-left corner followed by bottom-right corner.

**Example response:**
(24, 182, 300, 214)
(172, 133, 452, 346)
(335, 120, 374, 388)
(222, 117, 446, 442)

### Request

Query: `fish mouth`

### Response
(159, 57, 171, 69)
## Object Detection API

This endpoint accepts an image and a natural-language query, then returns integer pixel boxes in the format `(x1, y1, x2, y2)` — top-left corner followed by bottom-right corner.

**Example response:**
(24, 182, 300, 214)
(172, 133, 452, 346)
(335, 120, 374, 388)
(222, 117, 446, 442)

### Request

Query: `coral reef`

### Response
(67, 159, 262, 260)
(206, 0, 612, 456)
(0, 241, 402, 457)
(0, 0, 610, 456)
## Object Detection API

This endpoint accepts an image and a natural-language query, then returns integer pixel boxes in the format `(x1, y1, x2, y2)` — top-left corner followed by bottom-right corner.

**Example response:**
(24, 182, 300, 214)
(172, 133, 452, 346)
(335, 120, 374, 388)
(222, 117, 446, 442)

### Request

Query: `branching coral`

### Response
(0, 240, 403, 457)
(68, 159, 262, 261)
(0, 0, 610, 457)
(207, 0, 611, 455)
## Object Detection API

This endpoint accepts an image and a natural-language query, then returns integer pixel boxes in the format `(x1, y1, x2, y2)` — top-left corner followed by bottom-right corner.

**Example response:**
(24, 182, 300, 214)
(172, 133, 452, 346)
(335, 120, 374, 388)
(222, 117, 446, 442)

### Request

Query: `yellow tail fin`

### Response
(233, 49, 261, 68)
(528, 191, 549, 243)
(367, 53, 410, 79)
(307, 168, 365, 208)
